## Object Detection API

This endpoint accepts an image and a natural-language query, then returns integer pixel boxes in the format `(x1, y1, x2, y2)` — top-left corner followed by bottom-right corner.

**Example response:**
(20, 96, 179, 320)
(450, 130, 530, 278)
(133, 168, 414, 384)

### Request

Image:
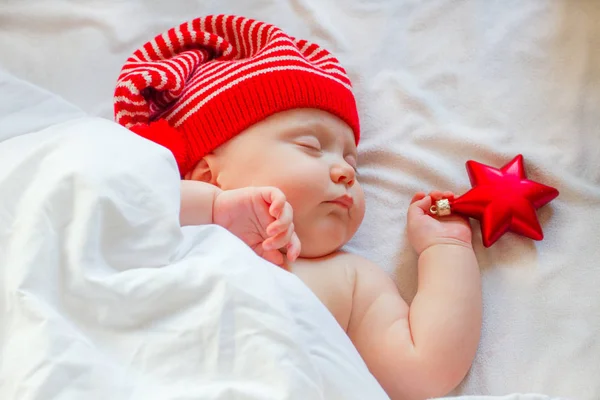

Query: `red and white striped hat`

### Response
(114, 14, 360, 176)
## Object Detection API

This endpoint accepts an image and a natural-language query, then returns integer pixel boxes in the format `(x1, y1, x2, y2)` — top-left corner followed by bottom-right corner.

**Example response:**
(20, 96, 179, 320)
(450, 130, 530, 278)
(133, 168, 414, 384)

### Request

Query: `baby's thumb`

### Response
(411, 195, 433, 213)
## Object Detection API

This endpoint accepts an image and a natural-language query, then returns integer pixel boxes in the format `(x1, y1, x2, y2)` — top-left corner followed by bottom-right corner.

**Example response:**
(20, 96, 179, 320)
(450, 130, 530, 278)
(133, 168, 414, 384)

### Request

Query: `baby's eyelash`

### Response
(299, 143, 322, 152)
(295, 136, 322, 151)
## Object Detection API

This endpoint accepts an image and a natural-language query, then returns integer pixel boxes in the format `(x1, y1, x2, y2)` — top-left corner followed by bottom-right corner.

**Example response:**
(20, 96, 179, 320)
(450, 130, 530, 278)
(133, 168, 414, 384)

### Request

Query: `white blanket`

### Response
(1, 0, 600, 399)
(0, 80, 389, 398)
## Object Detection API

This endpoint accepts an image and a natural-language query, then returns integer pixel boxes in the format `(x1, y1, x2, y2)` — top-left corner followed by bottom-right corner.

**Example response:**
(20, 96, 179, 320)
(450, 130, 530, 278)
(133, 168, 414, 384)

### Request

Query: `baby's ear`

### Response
(184, 156, 218, 185)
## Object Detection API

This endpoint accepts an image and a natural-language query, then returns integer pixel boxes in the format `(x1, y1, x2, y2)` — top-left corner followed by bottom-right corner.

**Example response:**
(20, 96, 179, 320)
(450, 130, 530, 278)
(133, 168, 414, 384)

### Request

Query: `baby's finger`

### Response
(443, 191, 455, 200)
(263, 223, 294, 251)
(408, 195, 433, 216)
(428, 190, 445, 201)
(266, 202, 293, 236)
(286, 233, 301, 262)
(276, 202, 294, 227)
(266, 188, 286, 218)
(266, 220, 285, 237)
(410, 192, 427, 204)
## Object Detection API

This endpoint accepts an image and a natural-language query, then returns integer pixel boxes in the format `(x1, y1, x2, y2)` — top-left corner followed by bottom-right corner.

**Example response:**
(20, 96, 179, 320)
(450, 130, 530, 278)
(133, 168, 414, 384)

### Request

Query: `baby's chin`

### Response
(298, 243, 342, 259)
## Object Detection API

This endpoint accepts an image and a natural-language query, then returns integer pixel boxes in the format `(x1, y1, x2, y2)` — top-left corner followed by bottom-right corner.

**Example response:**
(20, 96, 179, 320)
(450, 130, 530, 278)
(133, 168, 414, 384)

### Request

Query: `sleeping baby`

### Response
(113, 14, 482, 400)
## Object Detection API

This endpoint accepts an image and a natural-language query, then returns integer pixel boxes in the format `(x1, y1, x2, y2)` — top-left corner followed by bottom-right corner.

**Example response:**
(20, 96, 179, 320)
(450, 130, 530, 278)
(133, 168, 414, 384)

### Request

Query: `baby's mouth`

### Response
(326, 194, 354, 209)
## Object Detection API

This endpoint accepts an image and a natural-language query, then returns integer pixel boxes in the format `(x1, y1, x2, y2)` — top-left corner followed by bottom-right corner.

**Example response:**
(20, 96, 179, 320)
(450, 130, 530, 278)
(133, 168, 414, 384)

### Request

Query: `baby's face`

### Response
(210, 108, 365, 258)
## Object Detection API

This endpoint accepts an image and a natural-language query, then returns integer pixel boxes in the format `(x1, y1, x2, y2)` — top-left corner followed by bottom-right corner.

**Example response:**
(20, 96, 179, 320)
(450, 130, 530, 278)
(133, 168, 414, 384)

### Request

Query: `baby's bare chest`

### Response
(288, 255, 356, 332)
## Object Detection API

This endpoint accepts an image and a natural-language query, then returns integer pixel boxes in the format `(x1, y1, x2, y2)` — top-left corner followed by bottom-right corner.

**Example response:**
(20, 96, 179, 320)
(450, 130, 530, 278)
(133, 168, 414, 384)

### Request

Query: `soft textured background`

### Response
(1, 0, 599, 398)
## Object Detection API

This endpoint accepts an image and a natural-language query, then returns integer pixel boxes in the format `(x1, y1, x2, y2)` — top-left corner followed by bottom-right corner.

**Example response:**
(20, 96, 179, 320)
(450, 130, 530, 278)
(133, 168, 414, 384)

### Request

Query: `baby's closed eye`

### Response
(295, 136, 322, 151)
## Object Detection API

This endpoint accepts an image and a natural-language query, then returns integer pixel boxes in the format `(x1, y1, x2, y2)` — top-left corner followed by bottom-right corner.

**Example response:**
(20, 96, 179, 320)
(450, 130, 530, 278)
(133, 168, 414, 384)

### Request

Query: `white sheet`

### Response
(1, 1, 599, 399)
(0, 87, 389, 398)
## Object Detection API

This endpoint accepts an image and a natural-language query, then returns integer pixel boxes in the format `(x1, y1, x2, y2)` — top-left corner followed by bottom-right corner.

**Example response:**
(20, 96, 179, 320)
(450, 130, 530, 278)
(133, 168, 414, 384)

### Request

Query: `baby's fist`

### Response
(213, 187, 301, 267)
(407, 191, 473, 255)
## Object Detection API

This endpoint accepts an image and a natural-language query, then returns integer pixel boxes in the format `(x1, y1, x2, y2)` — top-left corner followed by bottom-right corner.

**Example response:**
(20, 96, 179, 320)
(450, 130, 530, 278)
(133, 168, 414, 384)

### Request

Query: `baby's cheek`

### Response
(353, 185, 366, 214)
(278, 175, 326, 204)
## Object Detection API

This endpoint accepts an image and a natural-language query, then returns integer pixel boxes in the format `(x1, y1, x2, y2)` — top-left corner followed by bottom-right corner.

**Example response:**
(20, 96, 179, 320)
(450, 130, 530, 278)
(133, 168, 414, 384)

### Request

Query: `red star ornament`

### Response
(441, 155, 559, 247)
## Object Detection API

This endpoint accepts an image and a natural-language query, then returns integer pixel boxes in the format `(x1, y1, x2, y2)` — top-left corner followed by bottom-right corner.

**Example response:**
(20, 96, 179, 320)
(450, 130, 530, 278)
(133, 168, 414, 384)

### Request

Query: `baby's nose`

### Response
(331, 164, 355, 186)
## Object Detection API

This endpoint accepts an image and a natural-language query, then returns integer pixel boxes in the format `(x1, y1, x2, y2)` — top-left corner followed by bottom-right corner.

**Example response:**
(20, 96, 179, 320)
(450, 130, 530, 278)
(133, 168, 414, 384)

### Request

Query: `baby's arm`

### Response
(347, 193, 481, 400)
(179, 180, 300, 265)
(179, 180, 222, 226)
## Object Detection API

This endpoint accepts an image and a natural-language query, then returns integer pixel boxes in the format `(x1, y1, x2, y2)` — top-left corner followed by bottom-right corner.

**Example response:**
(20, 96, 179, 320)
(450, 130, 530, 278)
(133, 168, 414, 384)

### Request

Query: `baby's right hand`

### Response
(213, 186, 301, 267)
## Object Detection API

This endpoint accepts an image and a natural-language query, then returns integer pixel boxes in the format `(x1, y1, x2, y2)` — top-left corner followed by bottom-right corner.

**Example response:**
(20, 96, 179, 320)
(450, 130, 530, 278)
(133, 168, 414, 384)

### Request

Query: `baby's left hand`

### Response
(407, 191, 473, 255)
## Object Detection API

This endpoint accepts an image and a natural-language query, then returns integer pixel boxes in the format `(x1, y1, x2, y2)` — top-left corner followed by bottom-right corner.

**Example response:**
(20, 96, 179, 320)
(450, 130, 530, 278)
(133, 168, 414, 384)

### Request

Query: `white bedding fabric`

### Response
(1, 0, 600, 399)
(0, 73, 567, 400)
(0, 85, 389, 399)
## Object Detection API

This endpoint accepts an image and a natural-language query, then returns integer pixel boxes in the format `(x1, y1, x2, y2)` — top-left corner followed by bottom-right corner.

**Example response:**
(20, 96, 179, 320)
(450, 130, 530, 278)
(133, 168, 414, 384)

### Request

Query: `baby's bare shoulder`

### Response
(290, 251, 362, 331)
(290, 252, 396, 332)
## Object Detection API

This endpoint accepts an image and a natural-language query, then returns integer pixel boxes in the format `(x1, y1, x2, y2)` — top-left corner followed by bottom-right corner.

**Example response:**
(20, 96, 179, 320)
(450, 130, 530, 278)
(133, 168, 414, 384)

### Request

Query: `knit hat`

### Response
(113, 14, 360, 176)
